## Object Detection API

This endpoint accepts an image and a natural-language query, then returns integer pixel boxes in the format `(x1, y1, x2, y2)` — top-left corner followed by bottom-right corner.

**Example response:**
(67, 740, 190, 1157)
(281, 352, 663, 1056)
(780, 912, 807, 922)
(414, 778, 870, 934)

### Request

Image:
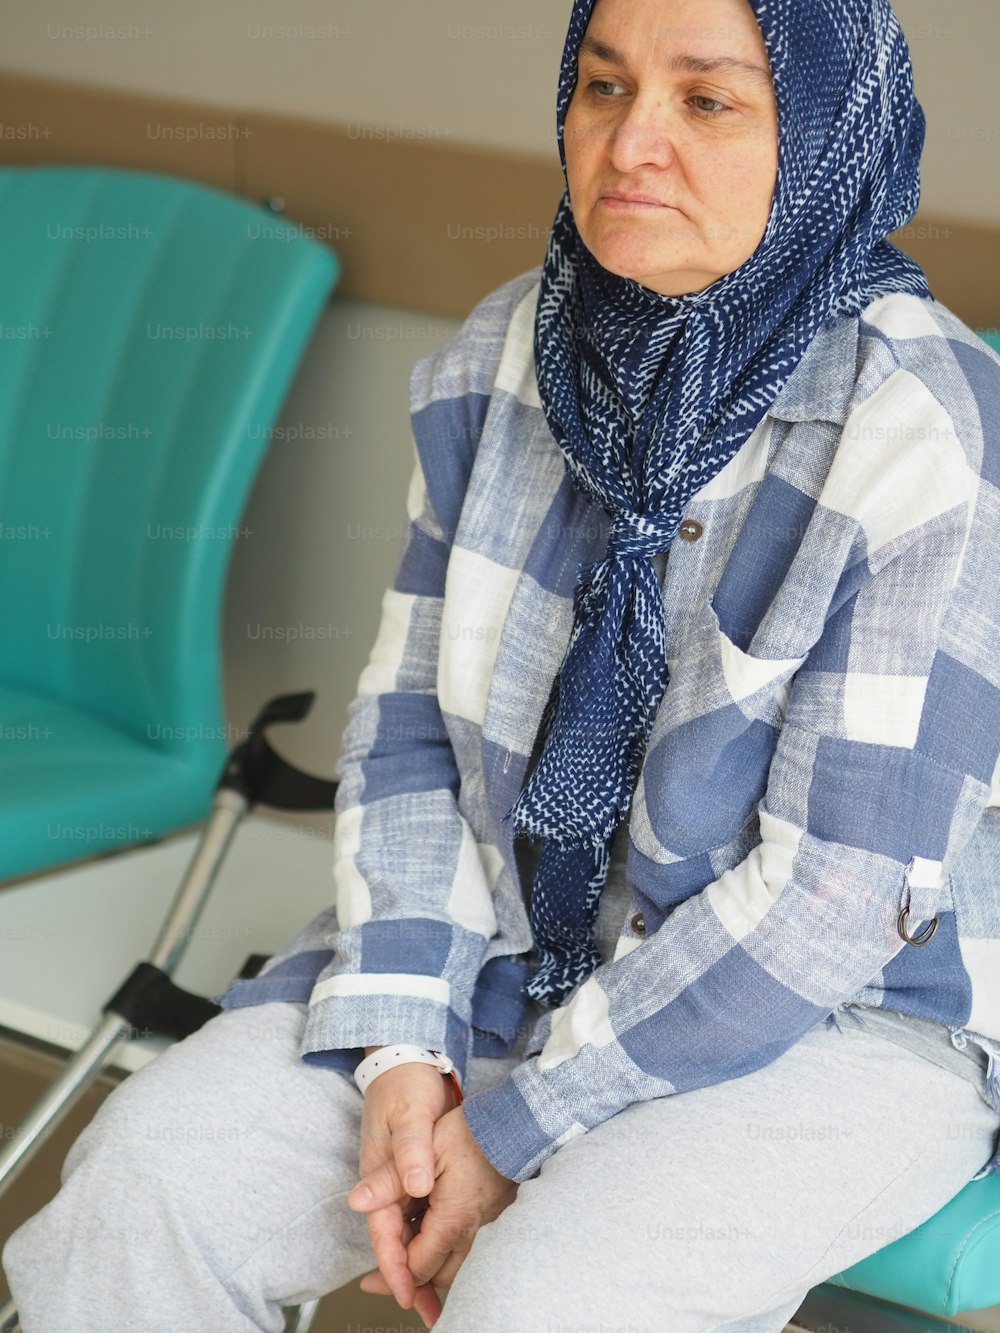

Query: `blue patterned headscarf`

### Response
(509, 0, 932, 1007)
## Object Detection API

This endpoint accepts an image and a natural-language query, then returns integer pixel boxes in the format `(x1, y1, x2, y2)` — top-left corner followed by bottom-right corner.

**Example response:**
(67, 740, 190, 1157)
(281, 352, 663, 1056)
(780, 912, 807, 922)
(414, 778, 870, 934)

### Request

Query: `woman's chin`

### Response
(580, 233, 709, 296)
(593, 252, 715, 297)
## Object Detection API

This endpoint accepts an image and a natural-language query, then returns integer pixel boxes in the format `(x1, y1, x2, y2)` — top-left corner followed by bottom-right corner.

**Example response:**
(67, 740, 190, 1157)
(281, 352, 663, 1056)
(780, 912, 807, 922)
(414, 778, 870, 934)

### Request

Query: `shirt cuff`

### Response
(461, 1056, 588, 1183)
(299, 985, 474, 1086)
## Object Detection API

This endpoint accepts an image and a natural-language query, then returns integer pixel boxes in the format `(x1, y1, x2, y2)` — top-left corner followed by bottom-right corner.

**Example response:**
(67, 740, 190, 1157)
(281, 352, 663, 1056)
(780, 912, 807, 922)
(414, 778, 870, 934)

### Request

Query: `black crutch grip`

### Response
(216, 691, 338, 811)
(103, 962, 222, 1041)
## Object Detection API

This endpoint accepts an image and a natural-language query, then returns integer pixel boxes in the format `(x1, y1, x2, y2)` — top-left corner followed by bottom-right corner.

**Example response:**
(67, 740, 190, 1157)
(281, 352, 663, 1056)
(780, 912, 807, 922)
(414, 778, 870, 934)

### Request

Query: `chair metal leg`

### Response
(0, 788, 249, 1198)
(284, 1299, 321, 1331)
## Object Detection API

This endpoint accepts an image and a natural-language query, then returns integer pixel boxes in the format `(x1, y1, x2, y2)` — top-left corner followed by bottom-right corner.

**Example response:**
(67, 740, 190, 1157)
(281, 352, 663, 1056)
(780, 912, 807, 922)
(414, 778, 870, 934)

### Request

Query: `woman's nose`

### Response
(607, 96, 678, 173)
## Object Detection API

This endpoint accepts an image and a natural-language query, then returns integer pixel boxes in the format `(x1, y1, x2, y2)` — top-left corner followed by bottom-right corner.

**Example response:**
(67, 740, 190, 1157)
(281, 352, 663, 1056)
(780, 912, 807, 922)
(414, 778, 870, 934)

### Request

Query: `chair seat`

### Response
(826, 1169, 1000, 1316)
(0, 683, 223, 882)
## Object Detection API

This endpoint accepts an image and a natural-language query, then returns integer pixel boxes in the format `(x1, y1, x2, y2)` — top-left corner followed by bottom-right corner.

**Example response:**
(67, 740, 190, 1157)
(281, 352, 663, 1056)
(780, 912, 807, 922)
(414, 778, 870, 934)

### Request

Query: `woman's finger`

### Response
(360, 1263, 444, 1328)
(358, 1269, 392, 1296)
(412, 1278, 445, 1327)
(405, 1209, 475, 1289)
(359, 1066, 446, 1208)
(387, 1111, 440, 1201)
(365, 1201, 416, 1308)
(423, 1245, 468, 1291)
(347, 1156, 405, 1212)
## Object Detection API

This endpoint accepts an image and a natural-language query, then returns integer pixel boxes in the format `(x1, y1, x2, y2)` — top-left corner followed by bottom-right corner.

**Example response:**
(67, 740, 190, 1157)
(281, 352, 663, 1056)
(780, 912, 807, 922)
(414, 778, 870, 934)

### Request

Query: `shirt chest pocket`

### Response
(705, 597, 808, 724)
(634, 598, 809, 862)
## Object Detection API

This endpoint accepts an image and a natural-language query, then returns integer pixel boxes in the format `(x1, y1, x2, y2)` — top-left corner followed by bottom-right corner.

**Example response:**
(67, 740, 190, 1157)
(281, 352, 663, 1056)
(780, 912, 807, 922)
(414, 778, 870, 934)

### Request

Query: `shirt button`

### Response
(679, 518, 703, 542)
(630, 911, 646, 935)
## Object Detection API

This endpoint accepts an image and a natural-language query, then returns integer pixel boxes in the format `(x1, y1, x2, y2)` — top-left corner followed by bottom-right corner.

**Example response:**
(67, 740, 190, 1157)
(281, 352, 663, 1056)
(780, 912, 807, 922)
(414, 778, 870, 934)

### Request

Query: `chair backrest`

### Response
(0, 165, 338, 757)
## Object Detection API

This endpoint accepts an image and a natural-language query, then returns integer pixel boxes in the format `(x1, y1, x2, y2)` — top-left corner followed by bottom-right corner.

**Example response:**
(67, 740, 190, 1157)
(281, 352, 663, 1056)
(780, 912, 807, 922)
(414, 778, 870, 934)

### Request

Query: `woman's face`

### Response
(564, 0, 779, 296)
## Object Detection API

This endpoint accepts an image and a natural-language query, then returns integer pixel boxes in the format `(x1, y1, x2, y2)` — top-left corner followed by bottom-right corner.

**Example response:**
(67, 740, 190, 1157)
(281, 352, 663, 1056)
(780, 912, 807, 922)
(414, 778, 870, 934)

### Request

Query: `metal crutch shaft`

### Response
(0, 788, 249, 1197)
(284, 1299, 321, 1331)
(0, 1011, 131, 1196)
(148, 788, 248, 974)
(0, 690, 335, 1203)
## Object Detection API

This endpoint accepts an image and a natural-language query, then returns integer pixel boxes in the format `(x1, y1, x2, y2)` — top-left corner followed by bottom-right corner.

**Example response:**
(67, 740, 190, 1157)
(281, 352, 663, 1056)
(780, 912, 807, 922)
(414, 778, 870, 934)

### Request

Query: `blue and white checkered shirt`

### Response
(220, 269, 1000, 1183)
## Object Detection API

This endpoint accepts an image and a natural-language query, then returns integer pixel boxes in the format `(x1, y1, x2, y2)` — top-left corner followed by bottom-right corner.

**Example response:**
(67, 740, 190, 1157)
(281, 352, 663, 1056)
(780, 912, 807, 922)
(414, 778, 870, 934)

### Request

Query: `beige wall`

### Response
(221, 297, 461, 777)
(895, 0, 1000, 225)
(0, 0, 567, 158)
(1, 0, 999, 222)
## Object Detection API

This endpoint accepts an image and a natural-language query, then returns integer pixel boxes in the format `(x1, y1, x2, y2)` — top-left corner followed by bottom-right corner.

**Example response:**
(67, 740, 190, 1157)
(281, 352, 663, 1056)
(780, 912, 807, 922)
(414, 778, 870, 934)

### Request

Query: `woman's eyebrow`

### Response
(669, 53, 773, 89)
(579, 36, 772, 90)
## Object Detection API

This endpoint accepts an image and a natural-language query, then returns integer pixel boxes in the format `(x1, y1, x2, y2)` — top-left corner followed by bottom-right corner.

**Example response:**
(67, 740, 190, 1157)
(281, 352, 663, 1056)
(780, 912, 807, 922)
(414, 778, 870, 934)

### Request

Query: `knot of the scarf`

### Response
(605, 509, 676, 562)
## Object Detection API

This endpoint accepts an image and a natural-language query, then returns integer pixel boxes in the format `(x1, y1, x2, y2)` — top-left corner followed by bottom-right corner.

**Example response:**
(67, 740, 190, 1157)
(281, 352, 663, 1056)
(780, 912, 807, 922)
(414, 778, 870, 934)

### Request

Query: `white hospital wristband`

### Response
(353, 1044, 463, 1102)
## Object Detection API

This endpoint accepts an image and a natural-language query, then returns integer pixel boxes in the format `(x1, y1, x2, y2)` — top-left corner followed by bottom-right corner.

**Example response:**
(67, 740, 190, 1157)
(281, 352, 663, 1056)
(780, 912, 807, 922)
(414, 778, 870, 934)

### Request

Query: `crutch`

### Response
(0, 691, 337, 1332)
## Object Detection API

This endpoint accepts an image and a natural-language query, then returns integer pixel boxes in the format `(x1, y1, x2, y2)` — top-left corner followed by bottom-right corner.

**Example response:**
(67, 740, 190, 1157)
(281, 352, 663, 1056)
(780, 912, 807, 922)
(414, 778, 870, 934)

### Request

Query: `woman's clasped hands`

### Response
(346, 1057, 518, 1327)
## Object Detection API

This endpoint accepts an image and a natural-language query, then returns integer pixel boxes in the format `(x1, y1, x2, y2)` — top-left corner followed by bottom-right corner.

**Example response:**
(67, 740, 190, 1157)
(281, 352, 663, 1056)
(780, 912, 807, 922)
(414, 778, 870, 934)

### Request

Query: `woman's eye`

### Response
(691, 95, 729, 115)
(589, 78, 627, 98)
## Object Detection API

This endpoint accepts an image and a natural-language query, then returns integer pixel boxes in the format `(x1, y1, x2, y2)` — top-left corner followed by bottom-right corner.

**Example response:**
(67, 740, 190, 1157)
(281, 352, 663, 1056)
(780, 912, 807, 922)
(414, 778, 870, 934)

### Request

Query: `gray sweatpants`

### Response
(4, 999, 999, 1333)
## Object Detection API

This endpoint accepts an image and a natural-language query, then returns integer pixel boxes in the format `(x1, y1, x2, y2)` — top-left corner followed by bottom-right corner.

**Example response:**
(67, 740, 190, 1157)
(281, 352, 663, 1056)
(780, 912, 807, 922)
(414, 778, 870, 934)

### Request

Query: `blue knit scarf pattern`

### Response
(508, 0, 932, 1009)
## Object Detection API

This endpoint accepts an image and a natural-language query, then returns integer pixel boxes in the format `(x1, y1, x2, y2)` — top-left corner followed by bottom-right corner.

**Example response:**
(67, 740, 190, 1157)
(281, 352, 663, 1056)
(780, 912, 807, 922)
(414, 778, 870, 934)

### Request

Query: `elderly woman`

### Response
(5, 0, 1000, 1329)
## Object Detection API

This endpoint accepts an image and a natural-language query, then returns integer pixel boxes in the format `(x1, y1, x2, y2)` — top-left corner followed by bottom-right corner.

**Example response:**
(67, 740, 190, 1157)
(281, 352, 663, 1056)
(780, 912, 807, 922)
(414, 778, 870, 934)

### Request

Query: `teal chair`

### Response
(0, 165, 338, 882)
(822, 1175, 1000, 1319)
(798, 325, 1000, 1329)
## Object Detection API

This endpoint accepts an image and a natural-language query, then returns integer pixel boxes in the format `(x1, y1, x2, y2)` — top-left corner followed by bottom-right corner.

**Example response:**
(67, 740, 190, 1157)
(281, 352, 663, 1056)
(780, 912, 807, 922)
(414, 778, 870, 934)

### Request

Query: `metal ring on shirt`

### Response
(897, 907, 939, 947)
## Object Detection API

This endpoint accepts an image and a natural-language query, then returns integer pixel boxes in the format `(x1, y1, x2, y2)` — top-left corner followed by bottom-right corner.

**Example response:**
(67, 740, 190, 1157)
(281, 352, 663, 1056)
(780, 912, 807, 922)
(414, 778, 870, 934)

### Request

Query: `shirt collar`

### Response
(765, 313, 861, 424)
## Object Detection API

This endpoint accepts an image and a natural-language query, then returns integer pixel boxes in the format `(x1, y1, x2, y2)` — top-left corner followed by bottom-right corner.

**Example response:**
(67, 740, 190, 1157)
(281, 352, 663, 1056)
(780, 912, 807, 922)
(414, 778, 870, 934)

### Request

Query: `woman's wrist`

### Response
(355, 1044, 463, 1104)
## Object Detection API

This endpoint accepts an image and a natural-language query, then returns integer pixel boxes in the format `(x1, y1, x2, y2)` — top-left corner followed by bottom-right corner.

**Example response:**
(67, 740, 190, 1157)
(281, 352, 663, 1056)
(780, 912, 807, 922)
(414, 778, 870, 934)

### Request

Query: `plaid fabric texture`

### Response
(219, 270, 1000, 1183)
